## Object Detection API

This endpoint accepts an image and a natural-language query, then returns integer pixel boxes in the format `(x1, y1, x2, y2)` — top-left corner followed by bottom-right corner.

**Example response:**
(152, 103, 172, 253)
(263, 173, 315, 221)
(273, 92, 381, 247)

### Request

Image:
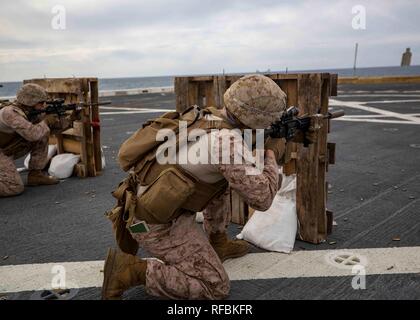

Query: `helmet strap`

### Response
(224, 108, 249, 129)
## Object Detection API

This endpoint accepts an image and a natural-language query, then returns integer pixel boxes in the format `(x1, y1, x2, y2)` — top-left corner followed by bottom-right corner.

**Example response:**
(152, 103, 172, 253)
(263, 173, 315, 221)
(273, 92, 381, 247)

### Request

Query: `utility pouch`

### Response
(106, 173, 139, 255)
(136, 167, 196, 224)
(105, 205, 139, 255)
(1, 135, 31, 159)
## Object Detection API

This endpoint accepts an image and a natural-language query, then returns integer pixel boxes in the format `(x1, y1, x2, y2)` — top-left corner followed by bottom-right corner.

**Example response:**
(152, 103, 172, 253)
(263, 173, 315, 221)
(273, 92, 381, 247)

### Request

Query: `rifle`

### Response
(266, 106, 345, 147)
(28, 99, 111, 120)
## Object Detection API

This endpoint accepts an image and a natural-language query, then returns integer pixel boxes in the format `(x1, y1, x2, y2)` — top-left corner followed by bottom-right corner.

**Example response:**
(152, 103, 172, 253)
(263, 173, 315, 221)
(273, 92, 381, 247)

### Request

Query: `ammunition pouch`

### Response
(136, 167, 196, 224)
(0, 134, 32, 159)
(136, 165, 228, 223)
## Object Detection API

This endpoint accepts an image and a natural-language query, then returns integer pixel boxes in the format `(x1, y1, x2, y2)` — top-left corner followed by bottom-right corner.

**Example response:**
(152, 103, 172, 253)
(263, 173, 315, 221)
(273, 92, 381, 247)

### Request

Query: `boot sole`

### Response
(101, 248, 117, 300)
(220, 250, 249, 262)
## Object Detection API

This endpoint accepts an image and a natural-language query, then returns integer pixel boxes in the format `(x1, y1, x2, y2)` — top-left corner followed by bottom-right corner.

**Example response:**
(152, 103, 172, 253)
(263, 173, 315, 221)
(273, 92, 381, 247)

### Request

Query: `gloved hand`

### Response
(292, 114, 323, 144)
(265, 137, 286, 164)
(43, 114, 60, 128)
(69, 110, 81, 122)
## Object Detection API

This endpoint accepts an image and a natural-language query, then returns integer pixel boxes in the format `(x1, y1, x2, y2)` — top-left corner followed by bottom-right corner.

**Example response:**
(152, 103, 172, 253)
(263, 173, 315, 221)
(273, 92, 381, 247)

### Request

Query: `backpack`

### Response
(107, 106, 235, 255)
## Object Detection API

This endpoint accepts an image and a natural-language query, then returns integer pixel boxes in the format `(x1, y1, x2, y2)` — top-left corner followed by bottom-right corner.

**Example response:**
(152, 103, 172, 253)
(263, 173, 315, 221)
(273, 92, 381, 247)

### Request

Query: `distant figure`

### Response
(401, 48, 412, 66)
(0, 84, 65, 197)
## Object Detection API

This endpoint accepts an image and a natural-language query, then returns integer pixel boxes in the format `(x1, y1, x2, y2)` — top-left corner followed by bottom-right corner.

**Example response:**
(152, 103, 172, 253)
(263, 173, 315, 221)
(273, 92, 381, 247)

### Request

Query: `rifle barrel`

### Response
(83, 101, 112, 106)
(325, 110, 345, 119)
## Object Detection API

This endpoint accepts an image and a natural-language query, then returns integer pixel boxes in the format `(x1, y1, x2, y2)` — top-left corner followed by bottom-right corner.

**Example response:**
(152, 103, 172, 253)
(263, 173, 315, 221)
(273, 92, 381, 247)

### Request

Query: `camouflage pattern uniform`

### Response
(105, 74, 285, 300)
(131, 128, 279, 299)
(0, 106, 50, 196)
(0, 83, 51, 197)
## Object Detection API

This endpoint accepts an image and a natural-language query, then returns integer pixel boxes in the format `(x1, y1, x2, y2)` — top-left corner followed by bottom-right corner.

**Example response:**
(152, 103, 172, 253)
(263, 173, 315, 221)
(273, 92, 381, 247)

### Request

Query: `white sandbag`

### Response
(24, 145, 58, 170)
(237, 172, 298, 253)
(48, 153, 80, 179)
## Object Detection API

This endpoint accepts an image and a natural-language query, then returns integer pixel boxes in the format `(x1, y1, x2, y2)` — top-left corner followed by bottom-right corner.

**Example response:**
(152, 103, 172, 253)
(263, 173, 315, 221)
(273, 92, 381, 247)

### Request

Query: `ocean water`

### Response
(1, 65, 419, 99)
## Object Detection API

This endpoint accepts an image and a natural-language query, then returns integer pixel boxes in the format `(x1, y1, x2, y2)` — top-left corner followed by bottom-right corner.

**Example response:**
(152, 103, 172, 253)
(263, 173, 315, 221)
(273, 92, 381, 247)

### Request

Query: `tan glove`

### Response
(69, 110, 81, 122)
(265, 137, 286, 164)
(292, 114, 323, 145)
(43, 114, 60, 127)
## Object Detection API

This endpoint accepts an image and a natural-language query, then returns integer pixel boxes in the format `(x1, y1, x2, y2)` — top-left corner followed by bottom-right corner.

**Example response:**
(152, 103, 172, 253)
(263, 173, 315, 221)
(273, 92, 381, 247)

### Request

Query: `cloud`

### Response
(0, 0, 419, 81)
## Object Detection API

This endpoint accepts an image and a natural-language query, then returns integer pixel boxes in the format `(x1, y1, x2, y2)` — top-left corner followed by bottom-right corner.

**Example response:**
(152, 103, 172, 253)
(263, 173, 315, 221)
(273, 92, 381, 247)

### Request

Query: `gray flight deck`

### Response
(1, 82, 419, 300)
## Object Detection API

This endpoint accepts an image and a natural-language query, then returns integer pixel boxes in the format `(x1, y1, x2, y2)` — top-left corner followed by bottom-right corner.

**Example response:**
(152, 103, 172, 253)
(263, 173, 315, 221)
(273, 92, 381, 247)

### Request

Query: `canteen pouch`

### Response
(136, 167, 196, 224)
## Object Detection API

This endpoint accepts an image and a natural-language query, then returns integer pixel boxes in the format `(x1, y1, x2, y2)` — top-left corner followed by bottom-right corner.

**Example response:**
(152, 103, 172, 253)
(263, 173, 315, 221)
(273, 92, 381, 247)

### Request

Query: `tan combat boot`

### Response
(102, 248, 147, 300)
(209, 232, 250, 262)
(27, 170, 59, 186)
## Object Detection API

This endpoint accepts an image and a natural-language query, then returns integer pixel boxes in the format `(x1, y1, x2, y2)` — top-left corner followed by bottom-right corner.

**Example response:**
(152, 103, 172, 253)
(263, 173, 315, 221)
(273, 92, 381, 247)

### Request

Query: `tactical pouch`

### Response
(136, 167, 196, 224)
(106, 205, 139, 255)
(106, 174, 139, 255)
(1, 136, 31, 159)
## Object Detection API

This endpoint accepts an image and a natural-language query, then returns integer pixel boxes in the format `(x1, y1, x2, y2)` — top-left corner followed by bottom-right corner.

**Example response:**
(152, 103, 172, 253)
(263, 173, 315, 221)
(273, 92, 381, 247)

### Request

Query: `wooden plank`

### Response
(55, 134, 65, 154)
(23, 78, 83, 95)
(327, 142, 336, 165)
(248, 206, 256, 220)
(326, 210, 333, 235)
(175, 77, 189, 113)
(330, 74, 338, 96)
(81, 79, 95, 177)
(190, 76, 214, 81)
(295, 73, 323, 244)
(216, 76, 227, 108)
(90, 79, 102, 174)
(197, 82, 206, 108)
(51, 137, 82, 154)
(316, 77, 331, 240)
(71, 121, 84, 137)
(205, 81, 215, 108)
(62, 138, 82, 154)
(282, 79, 298, 176)
(74, 163, 87, 178)
(187, 80, 199, 108)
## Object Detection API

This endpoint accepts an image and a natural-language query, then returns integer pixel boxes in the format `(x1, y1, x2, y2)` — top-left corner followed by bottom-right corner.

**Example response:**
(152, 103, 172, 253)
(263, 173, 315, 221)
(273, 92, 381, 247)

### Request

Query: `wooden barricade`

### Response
(23, 78, 102, 178)
(175, 73, 338, 244)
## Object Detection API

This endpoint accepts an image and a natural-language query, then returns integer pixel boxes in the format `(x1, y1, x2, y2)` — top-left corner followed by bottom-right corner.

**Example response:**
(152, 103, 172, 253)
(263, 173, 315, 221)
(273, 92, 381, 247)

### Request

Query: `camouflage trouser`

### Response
(0, 135, 49, 197)
(131, 190, 231, 299)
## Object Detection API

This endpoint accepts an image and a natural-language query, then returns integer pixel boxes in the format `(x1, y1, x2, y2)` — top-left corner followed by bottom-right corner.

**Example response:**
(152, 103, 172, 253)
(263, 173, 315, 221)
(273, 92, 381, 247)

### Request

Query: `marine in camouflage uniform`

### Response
(102, 74, 288, 300)
(0, 84, 61, 197)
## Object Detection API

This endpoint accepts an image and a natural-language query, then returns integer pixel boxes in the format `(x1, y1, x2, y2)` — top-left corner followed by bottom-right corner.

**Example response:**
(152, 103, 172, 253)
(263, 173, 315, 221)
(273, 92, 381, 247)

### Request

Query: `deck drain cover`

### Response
(30, 288, 79, 300)
(325, 251, 368, 270)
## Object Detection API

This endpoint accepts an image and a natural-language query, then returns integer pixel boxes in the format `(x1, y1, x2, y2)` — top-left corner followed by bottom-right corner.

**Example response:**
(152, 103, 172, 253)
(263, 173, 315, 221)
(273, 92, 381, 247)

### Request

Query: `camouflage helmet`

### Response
(223, 74, 287, 129)
(16, 83, 48, 107)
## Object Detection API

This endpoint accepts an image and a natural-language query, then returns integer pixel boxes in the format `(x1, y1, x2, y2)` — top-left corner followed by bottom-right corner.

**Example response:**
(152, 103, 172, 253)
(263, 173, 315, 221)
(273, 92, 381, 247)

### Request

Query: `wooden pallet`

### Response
(175, 73, 338, 244)
(23, 78, 102, 178)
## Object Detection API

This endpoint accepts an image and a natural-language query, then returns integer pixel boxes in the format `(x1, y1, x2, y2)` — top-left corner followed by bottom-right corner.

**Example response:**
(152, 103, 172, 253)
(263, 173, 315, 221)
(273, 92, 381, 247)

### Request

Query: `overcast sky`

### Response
(0, 0, 419, 81)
